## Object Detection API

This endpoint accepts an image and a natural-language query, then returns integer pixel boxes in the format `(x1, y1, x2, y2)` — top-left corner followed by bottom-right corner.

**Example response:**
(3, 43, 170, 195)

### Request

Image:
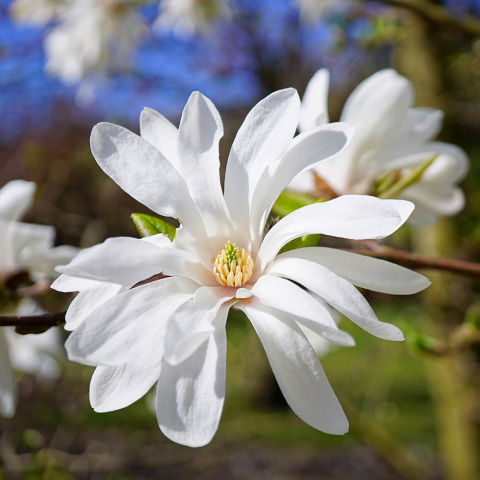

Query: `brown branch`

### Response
(346, 247, 480, 277)
(368, 0, 480, 37)
(0, 311, 66, 334)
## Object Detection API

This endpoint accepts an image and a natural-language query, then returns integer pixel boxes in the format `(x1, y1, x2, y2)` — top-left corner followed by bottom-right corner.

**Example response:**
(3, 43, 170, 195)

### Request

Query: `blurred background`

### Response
(1, 0, 480, 478)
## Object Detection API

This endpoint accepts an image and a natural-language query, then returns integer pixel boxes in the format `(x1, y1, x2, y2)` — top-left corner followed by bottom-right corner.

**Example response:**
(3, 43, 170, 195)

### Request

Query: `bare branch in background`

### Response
(0, 311, 66, 334)
(347, 247, 480, 277)
(369, 0, 480, 37)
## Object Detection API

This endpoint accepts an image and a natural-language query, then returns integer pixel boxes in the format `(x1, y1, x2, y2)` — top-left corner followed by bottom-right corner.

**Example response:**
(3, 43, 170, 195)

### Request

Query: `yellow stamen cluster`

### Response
(213, 242, 254, 287)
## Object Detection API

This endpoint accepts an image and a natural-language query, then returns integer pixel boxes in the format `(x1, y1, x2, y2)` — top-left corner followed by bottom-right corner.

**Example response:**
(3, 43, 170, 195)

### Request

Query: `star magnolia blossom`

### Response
(0, 180, 75, 417)
(44, 0, 145, 84)
(53, 88, 430, 447)
(289, 69, 469, 227)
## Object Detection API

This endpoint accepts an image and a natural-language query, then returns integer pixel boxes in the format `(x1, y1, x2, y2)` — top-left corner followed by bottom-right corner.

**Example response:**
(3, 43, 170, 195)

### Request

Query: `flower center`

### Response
(213, 242, 254, 287)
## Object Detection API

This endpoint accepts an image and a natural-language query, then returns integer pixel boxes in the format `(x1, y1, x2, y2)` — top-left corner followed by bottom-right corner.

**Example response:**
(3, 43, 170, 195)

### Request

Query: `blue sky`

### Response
(0, 0, 475, 143)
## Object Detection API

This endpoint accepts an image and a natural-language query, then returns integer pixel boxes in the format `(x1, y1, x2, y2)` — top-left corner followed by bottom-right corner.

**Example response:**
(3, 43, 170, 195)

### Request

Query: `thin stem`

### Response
(0, 311, 66, 330)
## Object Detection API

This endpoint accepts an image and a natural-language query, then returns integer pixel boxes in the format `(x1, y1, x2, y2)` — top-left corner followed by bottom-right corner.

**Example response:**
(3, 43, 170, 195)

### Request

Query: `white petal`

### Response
(177, 92, 232, 241)
(140, 107, 179, 165)
(267, 257, 404, 341)
(65, 283, 123, 331)
(376, 142, 468, 182)
(286, 170, 316, 194)
(66, 277, 198, 367)
(57, 236, 211, 286)
(406, 108, 443, 143)
(11, 222, 56, 270)
(90, 122, 208, 240)
(299, 68, 330, 132)
(20, 245, 79, 279)
(240, 300, 348, 435)
(51, 274, 106, 292)
(278, 247, 430, 294)
(341, 69, 413, 131)
(90, 364, 160, 413)
(0, 330, 16, 418)
(224, 89, 300, 245)
(251, 123, 354, 248)
(0, 180, 36, 221)
(244, 275, 355, 347)
(401, 184, 465, 219)
(156, 306, 228, 447)
(163, 286, 233, 366)
(257, 195, 412, 272)
(5, 325, 61, 379)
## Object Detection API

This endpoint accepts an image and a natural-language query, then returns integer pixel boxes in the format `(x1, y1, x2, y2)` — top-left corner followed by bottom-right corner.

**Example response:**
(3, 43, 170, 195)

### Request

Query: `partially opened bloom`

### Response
(0, 180, 75, 417)
(290, 69, 469, 226)
(53, 88, 429, 447)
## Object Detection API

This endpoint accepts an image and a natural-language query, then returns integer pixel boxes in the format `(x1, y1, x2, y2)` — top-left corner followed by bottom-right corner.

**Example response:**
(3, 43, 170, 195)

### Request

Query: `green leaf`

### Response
(272, 190, 322, 218)
(130, 213, 176, 241)
(278, 234, 320, 255)
(378, 155, 437, 200)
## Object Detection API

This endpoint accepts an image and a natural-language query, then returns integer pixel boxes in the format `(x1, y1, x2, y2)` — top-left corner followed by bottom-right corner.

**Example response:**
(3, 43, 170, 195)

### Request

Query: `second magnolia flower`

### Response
(53, 87, 430, 447)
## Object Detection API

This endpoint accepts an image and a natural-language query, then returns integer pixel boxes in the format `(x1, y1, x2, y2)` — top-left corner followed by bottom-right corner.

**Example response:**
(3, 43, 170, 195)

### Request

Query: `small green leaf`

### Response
(378, 155, 437, 200)
(278, 234, 320, 255)
(131, 213, 176, 241)
(272, 190, 322, 218)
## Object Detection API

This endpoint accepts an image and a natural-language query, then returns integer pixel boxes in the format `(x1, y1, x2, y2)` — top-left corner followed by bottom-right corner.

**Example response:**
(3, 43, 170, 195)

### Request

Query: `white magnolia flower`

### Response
(0, 180, 77, 280)
(53, 88, 429, 447)
(0, 180, 75, 417)
(44, 0, 145, 84)
(290, 69, 469, 227)
(156, 0, 231, 35)
(9, 0, 67, 25)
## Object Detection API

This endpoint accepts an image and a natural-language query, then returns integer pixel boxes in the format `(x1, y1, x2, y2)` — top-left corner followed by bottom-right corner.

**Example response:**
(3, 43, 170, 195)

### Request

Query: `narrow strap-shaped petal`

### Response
(0, 330, 16, 418)
(140, 107, 179, 166)
(156, 306, 228, 447)
(64, 283, 123, 331)
(51, 274, 106, 292)
(239, 275, 355, 347)
(90, 363, 161, 413)
(57, 236, 213, 287)
(402, 183, 465, 217)
(90, 122, 208, 243)
(299, 68, 330, 132)
(19, 245, 78, 279)
(406, 108, 443, 144)
(0, 180, 36, 221)
(278, 247, 430, 294)
(240, 300, 348, 435)
(257, 195, 412, 272)
(285, 247, 429, 294)
(224, 89, 300, 245)
(65, 277, 198, 367)
(250, 124, 353, 247)
(340, 69, 413, 129)
(375, 142, 468, 181)
(267, 257, 404, 341)
(177, 92, 233, 241)
(163, 286, 233, 366)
